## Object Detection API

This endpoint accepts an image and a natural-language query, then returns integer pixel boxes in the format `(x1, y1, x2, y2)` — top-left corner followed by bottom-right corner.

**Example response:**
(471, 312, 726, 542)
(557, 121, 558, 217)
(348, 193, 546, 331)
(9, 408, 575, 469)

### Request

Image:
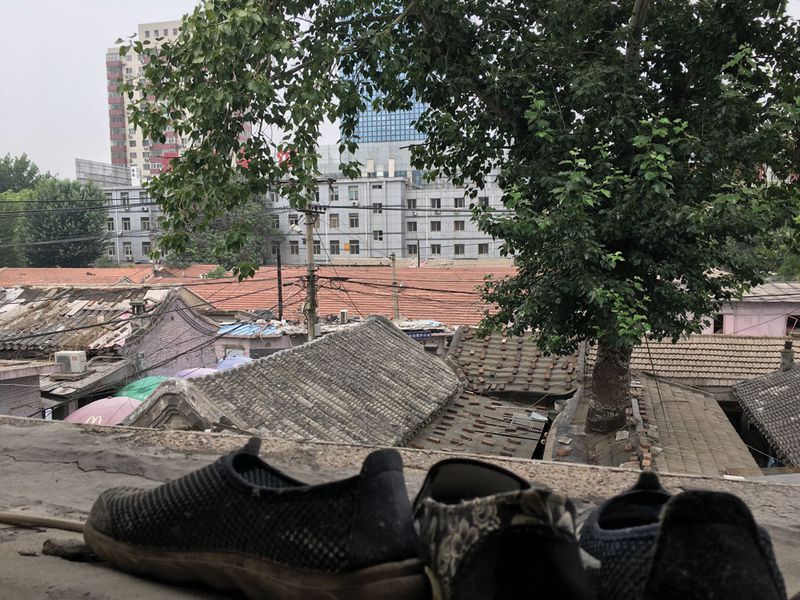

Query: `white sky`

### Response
(0, 0, 798, 178)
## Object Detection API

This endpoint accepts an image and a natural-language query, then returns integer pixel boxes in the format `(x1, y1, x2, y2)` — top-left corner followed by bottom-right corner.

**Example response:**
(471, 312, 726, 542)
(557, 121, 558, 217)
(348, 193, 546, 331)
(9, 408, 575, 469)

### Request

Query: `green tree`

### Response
(164, 195, 284, 268)
(0, 154, 44, 193)
(122, 0, 800, 431)
(0, 189, 31, 266)
(21, 180, 109, 267)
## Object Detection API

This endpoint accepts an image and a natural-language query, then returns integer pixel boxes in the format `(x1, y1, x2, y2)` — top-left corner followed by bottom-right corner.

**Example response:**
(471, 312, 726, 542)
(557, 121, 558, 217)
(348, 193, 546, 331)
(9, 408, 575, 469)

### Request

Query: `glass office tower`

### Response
(353, 100, 427, 143)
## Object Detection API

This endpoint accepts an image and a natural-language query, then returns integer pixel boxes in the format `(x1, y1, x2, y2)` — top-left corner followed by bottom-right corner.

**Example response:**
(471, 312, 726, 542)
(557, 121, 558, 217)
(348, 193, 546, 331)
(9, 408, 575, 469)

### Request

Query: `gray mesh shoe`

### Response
(414, 458, 595, 600)
(579, 471, 786, 600)
(84, 438, 427, 599)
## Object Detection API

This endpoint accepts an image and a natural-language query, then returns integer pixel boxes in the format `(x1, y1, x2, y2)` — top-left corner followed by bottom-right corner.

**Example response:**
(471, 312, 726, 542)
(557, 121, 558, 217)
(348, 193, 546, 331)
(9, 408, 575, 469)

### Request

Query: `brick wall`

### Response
(0, 375, 41, 417)
(123, 297, 218, 377)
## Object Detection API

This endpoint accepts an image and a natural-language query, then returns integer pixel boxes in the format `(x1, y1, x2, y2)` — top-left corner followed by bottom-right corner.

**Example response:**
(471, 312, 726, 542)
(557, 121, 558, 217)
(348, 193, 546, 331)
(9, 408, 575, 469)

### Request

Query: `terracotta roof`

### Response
(449, 327, 579, 396)
(733, 366, 800, 467)
(185, 265, 517, 326)
(0, 286, 175, 353)
(408, 390, 546, 458)
(638, 375, 761, 477)
(125, 317, 461, 445)
(0, 266, 155, 286)
(586, 335, 791, 388)
(0, 265, 517, 326)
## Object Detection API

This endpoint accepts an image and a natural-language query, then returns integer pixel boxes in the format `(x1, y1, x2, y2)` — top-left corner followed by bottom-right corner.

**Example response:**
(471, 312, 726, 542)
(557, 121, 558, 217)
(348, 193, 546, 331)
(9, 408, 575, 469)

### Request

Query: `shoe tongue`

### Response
(241, 437, 262, 456)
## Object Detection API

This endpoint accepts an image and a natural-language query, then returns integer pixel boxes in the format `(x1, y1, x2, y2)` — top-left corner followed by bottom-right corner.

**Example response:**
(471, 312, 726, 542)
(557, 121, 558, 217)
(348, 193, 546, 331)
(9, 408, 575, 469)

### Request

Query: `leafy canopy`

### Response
(124, 0, 800, 355)
(0, 153, 45, 194)
(21, 179, 109, 268)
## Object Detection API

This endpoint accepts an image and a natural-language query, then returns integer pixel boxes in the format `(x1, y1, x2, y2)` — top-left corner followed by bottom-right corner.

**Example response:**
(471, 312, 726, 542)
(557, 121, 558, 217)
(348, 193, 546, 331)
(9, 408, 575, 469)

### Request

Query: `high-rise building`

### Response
(353, 100, 427, 143)
(106, 20, 184, 184)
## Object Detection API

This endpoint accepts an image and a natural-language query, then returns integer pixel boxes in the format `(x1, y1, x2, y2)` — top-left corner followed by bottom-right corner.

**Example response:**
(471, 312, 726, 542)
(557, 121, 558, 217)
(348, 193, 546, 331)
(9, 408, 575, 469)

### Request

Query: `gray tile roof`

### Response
(407, 391, 545, 458)
(448, 327, 579, 396)
(639, 375, 761, 477)
(125, 316, 461, 446)
(0, 286, 174, 353)
(586, 335, 791, 388)
(733, 367, 800, 467)
(742, 281, 800, 303)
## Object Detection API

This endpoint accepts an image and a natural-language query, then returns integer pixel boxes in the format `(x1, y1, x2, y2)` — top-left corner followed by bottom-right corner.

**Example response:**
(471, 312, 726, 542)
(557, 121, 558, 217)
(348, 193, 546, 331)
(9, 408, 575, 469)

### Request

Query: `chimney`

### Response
(339, 309, 348, 324)
(781, 340, 794, 371)
(131, 299, 145, 316)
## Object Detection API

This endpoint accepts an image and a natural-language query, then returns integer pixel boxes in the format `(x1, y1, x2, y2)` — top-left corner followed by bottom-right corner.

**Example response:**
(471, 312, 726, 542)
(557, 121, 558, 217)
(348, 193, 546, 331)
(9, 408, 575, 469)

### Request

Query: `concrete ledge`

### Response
(0, 416, 798, 598)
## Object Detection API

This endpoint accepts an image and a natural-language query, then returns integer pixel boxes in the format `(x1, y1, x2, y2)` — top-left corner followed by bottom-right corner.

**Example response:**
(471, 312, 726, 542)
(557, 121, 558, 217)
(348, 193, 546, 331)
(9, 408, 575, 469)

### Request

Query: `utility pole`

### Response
(276, 246, 283, 321)
(303, 201, 326, 340)
(390, 252, 400, 320)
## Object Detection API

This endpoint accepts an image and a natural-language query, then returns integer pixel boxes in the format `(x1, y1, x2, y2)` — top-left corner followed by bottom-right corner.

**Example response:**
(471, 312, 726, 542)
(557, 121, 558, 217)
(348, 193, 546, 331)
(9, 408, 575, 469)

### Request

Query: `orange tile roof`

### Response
(0, 266, 156, 286)
(0, 265, 517, 326)
(186, 265, 517, 326)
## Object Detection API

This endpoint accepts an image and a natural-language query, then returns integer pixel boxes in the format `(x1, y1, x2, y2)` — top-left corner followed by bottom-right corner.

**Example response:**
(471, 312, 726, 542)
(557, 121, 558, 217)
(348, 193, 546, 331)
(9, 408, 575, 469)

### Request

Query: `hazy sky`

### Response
(1, 0, 799, 178)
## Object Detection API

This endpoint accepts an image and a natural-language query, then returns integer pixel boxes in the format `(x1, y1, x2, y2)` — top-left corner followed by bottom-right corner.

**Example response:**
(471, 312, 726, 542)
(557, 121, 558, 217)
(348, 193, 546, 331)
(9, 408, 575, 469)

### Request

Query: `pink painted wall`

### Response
(700, 301, 800, 336)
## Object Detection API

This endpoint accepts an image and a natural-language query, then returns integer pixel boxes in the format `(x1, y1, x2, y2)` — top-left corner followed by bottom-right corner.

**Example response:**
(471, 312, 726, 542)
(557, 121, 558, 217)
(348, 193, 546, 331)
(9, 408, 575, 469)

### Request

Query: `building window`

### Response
(332, 187, 339, 202)
(289, 214, 299, 227)
(129, 152, 137, 159)
(372, 202, 383, 214)
(145, 30, 150, 38)
(407, 198, 417, 210)
(172, 27, 178, 35)
(142, 139, 150, 147)
(407, 243, 418, 255)
(407, 221, 417, 232)
(455, 197, 465, 208)
(329, 213, 339, 228)
(120, 192, 130, 207)
(313, 240, 321, 254)
(141, 217, 150, 230)
(454, 244, 465, 255)
(349, 213, 359, 228)
(787, 315, 800, 336)
(348, 185, 359, 203)
(121, 217, 131, 231)
(431, 244, 441, 255)
(349, 240, 360, 255)
(271, 241, 280, 255)
(268, 215, 280, 229)
(330, 240, 340, 255)
(107, 243, 115, 257)
(373, 230, 384, 241)
(713, 313, 724, 334)
(478, 243, 489, 255)
(107, 218, 114, 232)
(289, 241, 299, 255)
(129, 140, 137, 147)
(430, 198, 441, 209)
(454, 220, 465, 231)
(142, 241, 151, 255)
(478, 196, 489, 207)
(123, 242, 133, 258)
(430, 221, 441, 232)
(371, 183, 383, 190)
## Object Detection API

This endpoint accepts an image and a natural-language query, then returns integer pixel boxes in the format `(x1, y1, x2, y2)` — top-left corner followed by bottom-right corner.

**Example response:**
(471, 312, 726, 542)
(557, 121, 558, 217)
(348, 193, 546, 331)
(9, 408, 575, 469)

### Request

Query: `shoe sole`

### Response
(85, 522, 428, 599)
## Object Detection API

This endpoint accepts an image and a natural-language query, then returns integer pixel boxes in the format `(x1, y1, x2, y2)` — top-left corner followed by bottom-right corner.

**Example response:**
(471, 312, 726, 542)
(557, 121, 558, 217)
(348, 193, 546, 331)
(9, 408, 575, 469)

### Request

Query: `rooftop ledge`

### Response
(0, 415, 798, 598)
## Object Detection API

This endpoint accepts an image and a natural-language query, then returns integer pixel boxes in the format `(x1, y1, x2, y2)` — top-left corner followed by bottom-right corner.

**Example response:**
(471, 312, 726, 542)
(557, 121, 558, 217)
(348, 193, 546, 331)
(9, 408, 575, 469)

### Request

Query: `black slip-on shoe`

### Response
(579, 471, 786, 600)
(414, 458, 595, 600)
(642, 490, 786, 600)
(578, 471, 671, 599)
(84, 438, 427, 600)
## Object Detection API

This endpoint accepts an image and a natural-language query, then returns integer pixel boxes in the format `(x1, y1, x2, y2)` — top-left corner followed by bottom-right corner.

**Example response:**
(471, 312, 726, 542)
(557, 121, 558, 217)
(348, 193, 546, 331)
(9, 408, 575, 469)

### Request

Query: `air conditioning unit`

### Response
(141, 206, 149, 212)
(351, 201, 358, 207)
(54, 351, 87, 374)
(434, 209, 441, 215)
(411, 211, 418, 216)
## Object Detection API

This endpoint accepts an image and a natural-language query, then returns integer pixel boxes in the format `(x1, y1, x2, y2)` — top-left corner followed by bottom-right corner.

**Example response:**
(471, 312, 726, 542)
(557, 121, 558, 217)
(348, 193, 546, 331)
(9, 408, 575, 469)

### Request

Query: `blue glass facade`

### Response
(353, 101, 427, 143)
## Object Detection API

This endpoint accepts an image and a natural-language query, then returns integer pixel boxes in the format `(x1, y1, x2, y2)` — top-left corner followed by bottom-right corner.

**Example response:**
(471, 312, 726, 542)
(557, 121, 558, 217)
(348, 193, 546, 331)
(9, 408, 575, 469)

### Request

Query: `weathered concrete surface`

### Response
(0, 415, 798, 598)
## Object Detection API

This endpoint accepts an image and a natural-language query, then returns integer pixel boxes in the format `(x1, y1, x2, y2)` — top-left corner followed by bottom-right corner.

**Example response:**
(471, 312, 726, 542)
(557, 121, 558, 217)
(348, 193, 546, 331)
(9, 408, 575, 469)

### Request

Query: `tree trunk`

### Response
(586, 340, 632, 433)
